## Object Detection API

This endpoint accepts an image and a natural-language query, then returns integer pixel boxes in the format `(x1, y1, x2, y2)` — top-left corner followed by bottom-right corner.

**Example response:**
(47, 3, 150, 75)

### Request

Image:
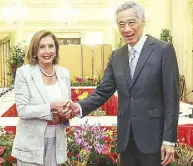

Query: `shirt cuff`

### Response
(162, 141, 175, 146)
(76, 103, 82, 117)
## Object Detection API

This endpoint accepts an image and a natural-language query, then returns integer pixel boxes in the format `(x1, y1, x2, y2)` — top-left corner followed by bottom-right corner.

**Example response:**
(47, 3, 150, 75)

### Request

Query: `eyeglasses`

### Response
(118, 20, 138, 29)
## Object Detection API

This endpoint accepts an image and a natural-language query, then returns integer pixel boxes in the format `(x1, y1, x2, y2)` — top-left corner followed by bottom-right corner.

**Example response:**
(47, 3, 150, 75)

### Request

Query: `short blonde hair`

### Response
(26, 30, 59, 65)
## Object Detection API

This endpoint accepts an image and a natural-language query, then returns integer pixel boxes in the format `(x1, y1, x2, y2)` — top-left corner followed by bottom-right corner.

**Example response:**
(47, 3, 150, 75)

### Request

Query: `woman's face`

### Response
(36, 36, 56, 66)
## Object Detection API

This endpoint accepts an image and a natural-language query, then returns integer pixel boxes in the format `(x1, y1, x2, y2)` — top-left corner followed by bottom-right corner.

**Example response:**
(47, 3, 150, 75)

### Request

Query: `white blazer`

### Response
(11, 64, 71, 164)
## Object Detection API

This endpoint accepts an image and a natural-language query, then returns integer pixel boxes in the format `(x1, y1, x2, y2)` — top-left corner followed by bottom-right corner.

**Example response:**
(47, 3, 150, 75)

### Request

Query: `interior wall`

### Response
(171, 0, 193, 101)
(0, 0, 193, 101)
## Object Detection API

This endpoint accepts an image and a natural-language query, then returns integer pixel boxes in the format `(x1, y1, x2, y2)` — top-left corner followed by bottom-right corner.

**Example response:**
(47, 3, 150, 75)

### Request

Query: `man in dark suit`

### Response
(61, 1, 179, 166)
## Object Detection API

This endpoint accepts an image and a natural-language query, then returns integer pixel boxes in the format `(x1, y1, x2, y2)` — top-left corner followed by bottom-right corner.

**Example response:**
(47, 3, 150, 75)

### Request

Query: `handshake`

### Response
(48, 100, 80, 125)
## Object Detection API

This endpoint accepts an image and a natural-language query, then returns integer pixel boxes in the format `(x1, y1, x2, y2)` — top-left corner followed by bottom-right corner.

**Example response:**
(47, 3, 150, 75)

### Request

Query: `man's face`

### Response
(117, 8, 144, 46)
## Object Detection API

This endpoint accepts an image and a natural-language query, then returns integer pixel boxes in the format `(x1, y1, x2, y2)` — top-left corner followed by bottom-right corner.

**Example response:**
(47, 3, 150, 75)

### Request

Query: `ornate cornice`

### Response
(24, 0, 104, 8)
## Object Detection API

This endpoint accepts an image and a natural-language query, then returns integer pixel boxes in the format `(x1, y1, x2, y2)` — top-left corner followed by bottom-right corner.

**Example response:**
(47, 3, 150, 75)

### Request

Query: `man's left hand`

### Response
(161, 144, 175, 166)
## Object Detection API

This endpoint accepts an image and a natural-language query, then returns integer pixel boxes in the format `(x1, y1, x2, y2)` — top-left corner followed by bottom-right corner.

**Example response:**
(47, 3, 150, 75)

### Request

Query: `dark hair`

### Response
(26, 30, 59, 65)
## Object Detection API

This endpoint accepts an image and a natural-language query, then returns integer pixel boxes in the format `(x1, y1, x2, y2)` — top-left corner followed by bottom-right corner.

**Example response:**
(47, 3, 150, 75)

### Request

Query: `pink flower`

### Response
(102, 144, 111, 154)
(0, 146, 6, 155)
(108, 152, 119, 164)
(76, 77, 84, 82)
(0, 157, 5, 165)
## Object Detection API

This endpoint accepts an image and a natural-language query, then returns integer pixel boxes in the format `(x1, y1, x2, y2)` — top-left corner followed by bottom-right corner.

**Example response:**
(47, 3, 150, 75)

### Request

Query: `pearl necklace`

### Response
(39, 66, 55, 77)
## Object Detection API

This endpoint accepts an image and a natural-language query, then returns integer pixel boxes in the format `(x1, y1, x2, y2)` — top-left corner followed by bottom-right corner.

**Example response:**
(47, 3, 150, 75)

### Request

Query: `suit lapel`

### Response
(31, 65, 49, 103)
(55, 65, 66, 100)
(130, 36, 154, 87)
(121, 44, 131, 87)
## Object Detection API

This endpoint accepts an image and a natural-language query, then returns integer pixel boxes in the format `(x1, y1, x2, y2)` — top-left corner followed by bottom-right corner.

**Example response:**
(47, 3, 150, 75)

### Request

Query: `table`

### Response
(1, 86, 193, 146)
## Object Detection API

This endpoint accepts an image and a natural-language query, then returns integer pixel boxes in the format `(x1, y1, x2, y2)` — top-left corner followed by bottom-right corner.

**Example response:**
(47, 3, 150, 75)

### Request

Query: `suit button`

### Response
(130, 97, 134, 100)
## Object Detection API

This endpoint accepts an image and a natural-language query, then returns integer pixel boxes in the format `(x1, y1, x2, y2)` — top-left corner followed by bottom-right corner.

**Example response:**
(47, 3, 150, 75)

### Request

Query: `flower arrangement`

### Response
(6, 44, 25, 84)
(171, 142, 193, 166)
(71, 76, 99, 87)
(0, 125, 193, 166)
(73, 89, 107, 116)
(88, 109, 106, 116)
(0, 127, 16, 166)
(64, 122, 119, 166)
(71, 69, 104, 87)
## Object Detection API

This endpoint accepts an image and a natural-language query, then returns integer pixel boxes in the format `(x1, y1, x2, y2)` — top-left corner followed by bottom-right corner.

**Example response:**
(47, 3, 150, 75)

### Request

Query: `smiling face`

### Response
(36, 36, 56, 66)
(117, 8, 145, 46)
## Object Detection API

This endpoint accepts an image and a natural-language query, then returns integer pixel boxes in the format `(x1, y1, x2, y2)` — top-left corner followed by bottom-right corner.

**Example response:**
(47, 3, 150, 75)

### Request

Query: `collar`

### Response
(128, 34, 147, 54)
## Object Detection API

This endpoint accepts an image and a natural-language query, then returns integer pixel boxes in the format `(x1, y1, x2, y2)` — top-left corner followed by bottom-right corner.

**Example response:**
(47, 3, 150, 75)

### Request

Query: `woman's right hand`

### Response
(47, 112, 68, 125)
(50, 101, 69, 113)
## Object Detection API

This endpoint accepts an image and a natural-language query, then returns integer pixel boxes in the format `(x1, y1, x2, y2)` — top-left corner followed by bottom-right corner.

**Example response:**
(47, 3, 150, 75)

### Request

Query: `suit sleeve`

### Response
(162, 43, 179, 143)
(14, 68, 52, 120)
(67, 69, 71, 100)
(78, 54, 117, 117)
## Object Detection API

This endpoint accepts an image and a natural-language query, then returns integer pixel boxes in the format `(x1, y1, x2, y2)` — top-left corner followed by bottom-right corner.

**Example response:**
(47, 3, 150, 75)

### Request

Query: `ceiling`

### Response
(0, 0, 148, 9)
(0, 0, 109, 8)
(0, 0, 148, 31)
(0, 0, 120, 24)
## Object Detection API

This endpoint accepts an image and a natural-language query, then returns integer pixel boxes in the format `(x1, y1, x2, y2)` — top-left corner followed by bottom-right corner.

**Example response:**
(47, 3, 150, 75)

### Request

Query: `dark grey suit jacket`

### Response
(79, 35, 179, 154)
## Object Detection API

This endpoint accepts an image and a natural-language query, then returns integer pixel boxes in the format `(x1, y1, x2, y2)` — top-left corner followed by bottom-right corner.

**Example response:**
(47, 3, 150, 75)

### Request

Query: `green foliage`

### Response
(1, 126, 193, 166)
(71, 69, 104, 87)
(160, 29, 173, 43)
(6, 44, 25, 83)
(71, 76, 99, 86)
(117, 38, 126, 48)
(88, 108, 106, 116)
(96, 69, 104, 84)
(172, 143, 193, 166)
(0, 127, 15, 166)
(64, 124, 119, 165)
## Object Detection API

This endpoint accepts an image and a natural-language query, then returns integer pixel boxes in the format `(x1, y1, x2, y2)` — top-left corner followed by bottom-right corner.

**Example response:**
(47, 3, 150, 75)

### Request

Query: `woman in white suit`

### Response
(11, 30, 72, 166)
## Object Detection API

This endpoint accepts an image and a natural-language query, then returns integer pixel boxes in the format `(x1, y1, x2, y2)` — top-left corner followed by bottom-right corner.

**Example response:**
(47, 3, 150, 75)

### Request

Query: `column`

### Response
(172, 0, 193, 101)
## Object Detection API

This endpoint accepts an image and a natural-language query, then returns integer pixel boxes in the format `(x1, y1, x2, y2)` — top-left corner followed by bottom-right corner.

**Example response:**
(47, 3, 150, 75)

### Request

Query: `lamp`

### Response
(1, 2, 28, 26)
(51, 7, 79, 25)
(50, 0, 79, 26)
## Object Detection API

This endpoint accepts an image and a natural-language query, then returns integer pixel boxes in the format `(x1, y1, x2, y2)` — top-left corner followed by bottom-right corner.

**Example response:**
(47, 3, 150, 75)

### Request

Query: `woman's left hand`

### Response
(47, 113, 67, 125)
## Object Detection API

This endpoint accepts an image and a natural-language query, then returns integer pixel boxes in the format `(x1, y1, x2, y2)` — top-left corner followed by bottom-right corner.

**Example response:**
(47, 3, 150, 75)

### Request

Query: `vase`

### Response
(73, 161, 87, 166)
